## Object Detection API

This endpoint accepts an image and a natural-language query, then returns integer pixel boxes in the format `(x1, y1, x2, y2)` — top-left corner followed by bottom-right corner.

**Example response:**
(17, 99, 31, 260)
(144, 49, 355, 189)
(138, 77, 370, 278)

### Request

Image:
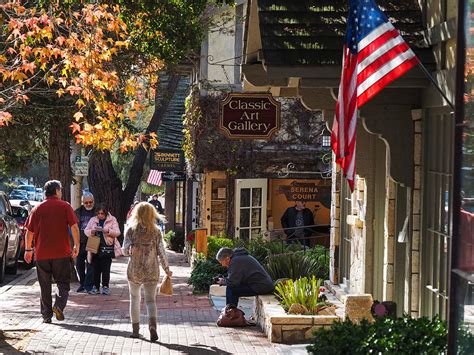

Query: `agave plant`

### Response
(274, 275, 328, 315)
(265, 251, 325, 280)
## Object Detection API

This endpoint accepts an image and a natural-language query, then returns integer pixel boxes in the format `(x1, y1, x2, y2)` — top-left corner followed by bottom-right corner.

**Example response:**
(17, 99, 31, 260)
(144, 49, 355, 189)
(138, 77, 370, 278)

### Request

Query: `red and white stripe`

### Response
(332, 46, 358, 191)
(356, 22, 419, 107)
(147, 170, 162, 186)
(332, 21, 418, 191)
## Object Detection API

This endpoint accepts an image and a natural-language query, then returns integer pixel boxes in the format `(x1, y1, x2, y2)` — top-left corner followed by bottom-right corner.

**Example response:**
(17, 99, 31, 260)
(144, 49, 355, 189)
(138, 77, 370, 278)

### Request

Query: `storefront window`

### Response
(450, 0, 474, 352)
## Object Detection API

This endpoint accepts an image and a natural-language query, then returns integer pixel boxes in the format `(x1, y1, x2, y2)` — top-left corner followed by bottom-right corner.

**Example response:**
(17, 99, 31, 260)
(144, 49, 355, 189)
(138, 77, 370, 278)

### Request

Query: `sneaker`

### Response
(76, 286, 86, 293)
(88, 286, 98, 295)
(101, 286, 110, 295)
(52, 305, 65, 321)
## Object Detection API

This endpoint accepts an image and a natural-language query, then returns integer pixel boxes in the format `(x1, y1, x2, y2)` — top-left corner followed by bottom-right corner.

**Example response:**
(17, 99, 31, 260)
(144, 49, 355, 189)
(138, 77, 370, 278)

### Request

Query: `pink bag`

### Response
(114, 238, 123, 258)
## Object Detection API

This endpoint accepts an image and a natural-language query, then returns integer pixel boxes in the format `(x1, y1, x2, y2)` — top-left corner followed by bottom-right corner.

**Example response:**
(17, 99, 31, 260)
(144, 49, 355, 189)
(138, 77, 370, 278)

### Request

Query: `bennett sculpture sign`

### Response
(150, 149, 185, 172)
(219, 93, 280, 139)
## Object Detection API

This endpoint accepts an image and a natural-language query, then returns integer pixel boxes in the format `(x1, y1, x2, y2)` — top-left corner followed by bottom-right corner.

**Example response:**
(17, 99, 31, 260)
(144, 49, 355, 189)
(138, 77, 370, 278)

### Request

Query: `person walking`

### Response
(84, 204, 120, 295)
(75, 193, 95, 293)
(149, 194, 164, 214)
(122, 202, 172, 341)
(24, 180, 80, 323)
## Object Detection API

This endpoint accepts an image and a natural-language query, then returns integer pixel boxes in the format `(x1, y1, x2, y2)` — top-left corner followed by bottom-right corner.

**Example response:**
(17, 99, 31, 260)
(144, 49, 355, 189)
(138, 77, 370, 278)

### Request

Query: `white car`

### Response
(16, 185, 36, 201)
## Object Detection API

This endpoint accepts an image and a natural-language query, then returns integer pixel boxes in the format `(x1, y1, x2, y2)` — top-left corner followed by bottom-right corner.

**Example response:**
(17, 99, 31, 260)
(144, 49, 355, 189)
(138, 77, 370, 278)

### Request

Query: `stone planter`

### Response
(255, 295, 341, 344)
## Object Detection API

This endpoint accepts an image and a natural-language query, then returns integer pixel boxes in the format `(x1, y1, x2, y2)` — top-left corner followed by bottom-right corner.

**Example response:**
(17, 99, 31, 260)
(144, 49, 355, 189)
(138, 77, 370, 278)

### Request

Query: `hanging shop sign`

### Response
(161, 171, 186, 182)
(150, 149, 185, 172)
(219, 93, 281, 140)
(277, 181, 331, 208)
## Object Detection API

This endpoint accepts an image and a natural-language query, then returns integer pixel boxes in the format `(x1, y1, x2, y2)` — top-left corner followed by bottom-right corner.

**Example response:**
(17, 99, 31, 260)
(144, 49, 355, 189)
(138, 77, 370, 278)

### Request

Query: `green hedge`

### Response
(307, 315, 448, 354)
(207, 236, 234, 259)
(188, 258, 226, 293)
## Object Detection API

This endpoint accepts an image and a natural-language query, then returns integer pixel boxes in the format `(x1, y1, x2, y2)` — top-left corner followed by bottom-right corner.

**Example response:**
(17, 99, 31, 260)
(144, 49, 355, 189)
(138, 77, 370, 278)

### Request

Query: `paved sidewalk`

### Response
(0, 250, 300, 354)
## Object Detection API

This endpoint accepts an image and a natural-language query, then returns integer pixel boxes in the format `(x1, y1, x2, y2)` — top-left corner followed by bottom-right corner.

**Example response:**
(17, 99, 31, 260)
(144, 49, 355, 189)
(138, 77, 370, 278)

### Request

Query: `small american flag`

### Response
(147, 170, 162, 186)
(331, 0, 419, 190)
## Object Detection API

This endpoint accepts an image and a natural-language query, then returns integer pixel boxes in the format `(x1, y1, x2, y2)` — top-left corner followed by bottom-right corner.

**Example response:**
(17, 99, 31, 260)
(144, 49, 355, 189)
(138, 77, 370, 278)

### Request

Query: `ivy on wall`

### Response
(183, 88, 330, 176)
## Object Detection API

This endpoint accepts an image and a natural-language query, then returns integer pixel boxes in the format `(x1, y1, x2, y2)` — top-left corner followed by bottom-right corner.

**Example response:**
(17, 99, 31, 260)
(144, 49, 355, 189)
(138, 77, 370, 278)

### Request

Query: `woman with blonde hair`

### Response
(122, 202, 172, 341)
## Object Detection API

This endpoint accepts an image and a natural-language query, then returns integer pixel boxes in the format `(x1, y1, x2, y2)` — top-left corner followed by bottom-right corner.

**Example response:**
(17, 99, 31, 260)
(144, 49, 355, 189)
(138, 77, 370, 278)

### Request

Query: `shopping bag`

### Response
(159, 275, 173, 296)
(86, 235, 100, 254)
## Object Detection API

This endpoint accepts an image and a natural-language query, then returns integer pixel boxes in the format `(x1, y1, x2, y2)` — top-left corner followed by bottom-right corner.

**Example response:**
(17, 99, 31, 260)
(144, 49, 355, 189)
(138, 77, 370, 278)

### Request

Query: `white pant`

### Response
(128, 281, 158, 323)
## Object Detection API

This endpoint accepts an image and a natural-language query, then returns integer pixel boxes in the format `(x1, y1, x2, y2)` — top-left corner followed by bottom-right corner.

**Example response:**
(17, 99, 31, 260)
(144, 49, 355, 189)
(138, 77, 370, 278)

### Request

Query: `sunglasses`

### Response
(84, 201, 94, 205)
(97, 212, 106, 215)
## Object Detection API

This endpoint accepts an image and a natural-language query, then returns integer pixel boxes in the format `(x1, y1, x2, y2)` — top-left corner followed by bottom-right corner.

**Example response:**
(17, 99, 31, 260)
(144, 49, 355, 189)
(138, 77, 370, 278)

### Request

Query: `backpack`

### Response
(216, 304, 249, 327)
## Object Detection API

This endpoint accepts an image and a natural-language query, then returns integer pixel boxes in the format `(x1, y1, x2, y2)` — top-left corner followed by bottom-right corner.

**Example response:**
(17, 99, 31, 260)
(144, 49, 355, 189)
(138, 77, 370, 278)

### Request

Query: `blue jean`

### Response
(226, 285, 258, 306)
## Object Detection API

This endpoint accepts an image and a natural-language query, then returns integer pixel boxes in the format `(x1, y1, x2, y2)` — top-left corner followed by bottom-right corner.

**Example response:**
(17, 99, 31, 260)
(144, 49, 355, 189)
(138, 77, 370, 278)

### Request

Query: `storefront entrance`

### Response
(235, 178, 268, 241)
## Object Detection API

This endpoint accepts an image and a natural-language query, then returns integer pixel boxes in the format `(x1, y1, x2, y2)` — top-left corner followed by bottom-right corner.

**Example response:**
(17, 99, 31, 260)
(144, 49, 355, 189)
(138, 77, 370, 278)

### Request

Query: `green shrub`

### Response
(307, 315, 448, 355)
(305, 245, 330, 279)
(266, 251, 325, 280)
(233, 235, 270, 264)
(188, 258, 226, 293)
(163, 230, 173, 248)
(207, 236, 234, 259)
(163, 230, 184, 252)
(274, 275, 326, 315)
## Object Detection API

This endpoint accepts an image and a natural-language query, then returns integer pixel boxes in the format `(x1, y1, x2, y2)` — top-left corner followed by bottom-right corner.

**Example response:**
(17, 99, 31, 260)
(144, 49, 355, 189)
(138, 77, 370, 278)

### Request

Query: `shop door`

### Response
(235, 179, 267, 241)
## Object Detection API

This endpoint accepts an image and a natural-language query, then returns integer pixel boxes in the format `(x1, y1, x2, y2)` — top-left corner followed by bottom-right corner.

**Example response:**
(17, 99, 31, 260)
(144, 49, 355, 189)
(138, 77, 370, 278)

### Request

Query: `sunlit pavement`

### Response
(0, 250, 306, 354)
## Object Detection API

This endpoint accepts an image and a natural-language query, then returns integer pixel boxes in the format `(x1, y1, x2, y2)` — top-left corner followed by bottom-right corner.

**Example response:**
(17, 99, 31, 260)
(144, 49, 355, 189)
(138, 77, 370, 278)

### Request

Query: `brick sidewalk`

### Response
(0, 250, 285, 354)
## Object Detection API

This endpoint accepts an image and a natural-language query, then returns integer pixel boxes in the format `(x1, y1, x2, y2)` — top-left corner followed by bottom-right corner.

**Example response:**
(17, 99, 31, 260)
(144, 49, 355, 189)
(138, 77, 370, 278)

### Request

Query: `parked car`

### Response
(17, 185, 36, 201)
(0, 192, 21, 283)
(10, 201, 34, 269)
(35, 188, 44, 201)
(9, 189, 29, 201)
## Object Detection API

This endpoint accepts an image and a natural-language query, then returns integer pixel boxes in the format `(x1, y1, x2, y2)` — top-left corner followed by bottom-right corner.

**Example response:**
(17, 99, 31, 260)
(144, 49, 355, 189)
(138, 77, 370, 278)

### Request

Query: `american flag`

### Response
(331, 0, 419, 190)
(147, 170, 162, 186)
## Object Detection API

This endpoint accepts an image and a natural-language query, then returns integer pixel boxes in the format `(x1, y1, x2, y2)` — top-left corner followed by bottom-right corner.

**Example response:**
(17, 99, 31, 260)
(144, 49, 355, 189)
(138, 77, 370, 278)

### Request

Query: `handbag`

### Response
(99, 245, 115, 258)
(159, 275, 173, 296)
(86, 235, 101, 254)
(114, 238, 123, 258)
(216, 304, 249, 327)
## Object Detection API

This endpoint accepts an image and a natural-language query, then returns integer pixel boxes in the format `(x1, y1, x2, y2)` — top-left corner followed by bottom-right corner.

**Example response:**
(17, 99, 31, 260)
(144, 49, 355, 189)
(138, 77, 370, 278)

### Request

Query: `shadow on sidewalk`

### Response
(157, 341, 232, 355)
(55, 323, 131, 337)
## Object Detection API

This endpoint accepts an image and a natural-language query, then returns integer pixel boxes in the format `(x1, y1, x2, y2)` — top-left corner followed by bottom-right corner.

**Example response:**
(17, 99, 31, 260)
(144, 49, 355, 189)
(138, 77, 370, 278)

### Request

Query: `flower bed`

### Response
(255, 294, 341, 343)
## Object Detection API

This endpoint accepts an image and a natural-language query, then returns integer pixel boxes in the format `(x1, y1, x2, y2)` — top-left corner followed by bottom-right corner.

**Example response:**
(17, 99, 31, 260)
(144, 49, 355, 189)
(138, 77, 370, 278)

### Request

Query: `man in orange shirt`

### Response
(25, 180, 80, 323)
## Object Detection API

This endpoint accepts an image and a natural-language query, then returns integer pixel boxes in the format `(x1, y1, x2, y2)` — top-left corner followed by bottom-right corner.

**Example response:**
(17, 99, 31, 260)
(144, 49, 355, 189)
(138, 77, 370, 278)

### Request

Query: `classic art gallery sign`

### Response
(219, 93, 281, 139)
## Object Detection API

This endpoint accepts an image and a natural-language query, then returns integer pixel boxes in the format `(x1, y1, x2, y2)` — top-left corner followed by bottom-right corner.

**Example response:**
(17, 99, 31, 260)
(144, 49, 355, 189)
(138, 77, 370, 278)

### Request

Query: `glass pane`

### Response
(239, 208, 250, 228)
(240, 229, 249, 242)
(251, 228, 261, 238)
(252, 188, 262, 207)
(240, 188, 250, 207)
(251, 208, 261, 227)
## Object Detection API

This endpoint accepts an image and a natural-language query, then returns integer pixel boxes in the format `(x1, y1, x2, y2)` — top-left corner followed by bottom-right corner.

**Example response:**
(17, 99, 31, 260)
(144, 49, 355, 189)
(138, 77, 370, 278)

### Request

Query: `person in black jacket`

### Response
(216, 247, 274, 306)
(74, 193, 96, 293)
(280, 200, 315, 247)
(149, 194, 164, 214)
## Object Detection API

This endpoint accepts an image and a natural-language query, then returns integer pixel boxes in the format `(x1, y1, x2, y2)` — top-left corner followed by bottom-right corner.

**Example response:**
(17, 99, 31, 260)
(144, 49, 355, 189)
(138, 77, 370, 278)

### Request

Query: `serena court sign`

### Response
(219, 93, 281, 140)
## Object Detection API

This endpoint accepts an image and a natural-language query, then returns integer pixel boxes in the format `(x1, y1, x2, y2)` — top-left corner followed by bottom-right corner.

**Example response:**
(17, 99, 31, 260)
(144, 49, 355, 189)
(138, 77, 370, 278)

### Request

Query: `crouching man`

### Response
(216, 247, 274, 306)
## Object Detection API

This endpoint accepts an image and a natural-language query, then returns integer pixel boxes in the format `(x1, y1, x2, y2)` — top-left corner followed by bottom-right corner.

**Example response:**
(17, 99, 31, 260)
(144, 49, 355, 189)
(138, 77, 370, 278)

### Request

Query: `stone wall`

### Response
(256, 295, 340, 344)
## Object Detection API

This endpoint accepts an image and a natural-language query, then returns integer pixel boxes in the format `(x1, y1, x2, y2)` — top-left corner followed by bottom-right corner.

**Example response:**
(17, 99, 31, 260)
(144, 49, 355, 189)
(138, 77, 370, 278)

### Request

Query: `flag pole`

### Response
(417, 62, 455, 110)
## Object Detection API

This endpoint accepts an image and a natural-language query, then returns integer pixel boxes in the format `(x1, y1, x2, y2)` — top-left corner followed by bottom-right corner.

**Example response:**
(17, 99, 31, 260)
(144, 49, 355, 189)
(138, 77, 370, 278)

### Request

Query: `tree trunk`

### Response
(48, 117, 72, 202)
(88, 151, 123, 219)
(88, 72, 182, 230)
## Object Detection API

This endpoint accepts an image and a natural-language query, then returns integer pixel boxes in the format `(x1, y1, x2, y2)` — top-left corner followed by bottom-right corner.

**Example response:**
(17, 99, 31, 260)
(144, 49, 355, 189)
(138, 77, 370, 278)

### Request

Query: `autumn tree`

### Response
(0, 0, 232, 227)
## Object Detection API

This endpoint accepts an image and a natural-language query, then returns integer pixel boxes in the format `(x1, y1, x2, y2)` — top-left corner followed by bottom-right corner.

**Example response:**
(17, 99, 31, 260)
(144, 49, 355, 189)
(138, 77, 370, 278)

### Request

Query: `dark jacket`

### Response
(75, 206, 95, 244)
(280, 206, 315, 238)
(149, 199, 164, 214)
(225, 248, 274, 294)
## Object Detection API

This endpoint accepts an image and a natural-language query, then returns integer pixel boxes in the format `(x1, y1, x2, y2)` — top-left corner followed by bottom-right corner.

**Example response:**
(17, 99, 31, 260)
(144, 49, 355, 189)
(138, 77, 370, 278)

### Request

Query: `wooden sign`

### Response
(150, 149, 185, 172)
(219, 93, 280, 140)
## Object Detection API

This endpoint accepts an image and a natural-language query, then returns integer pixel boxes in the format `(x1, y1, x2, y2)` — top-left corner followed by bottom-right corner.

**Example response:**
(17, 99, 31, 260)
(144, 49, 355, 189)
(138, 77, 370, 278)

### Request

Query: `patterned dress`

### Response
(122, 225, 170, 284)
